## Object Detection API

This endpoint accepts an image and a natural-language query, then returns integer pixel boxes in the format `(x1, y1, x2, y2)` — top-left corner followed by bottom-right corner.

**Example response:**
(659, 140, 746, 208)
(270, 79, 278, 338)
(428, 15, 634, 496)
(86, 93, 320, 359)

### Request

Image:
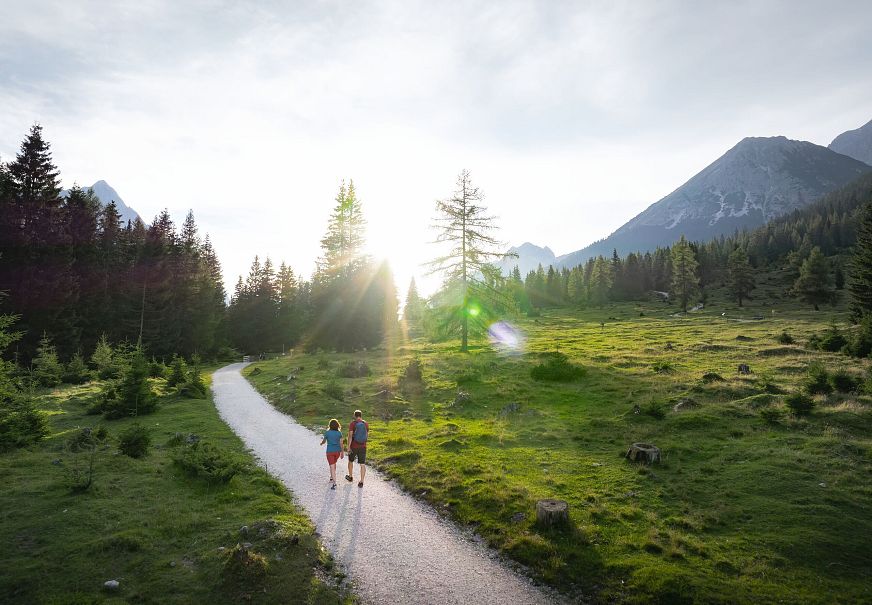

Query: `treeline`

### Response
(0, 124, 227, 362)
(513, 171, 872, 311)
(227, 181, 398, 353)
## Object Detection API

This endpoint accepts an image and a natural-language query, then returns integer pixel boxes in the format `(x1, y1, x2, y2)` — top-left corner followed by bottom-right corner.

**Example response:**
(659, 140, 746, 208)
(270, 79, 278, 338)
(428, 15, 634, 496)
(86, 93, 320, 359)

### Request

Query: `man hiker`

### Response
(344, 409, 368, 487)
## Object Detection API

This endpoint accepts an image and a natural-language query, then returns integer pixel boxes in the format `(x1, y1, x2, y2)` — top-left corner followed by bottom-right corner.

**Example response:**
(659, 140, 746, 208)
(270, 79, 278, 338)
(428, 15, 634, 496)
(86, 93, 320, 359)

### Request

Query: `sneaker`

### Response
(345, 475, 354, 482)
(358, 481, 364, 488)
(331, 483, 336, 490)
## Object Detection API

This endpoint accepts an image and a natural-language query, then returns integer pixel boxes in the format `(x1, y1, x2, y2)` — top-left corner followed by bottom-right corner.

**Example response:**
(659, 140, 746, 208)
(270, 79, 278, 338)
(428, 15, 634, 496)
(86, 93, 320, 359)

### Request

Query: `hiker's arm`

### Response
(319, 436, 326, 445)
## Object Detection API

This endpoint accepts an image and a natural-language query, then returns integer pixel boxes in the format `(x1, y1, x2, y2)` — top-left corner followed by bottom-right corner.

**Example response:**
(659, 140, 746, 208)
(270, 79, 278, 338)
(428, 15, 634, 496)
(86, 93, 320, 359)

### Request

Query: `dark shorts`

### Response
(348, 447, 366, 464)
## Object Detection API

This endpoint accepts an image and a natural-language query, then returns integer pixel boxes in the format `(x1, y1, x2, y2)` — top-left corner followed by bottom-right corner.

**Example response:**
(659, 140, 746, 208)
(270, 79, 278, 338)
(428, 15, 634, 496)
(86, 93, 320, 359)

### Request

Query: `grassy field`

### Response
(0, 371, 352, 604)
(245, 295, 872, 604)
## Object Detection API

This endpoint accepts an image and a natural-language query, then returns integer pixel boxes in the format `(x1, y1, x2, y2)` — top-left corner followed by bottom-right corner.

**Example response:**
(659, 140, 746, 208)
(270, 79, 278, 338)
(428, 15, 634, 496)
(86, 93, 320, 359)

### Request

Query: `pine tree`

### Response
(32, 333, 63, 386)
(795, 247, 834, 310)
(427, 170, 511, 351)
(589, 256, 612, 307)
(403, 278, 424, 321)
(670, 236, 699, 312)
(727, 248, 755, 306)
(850, 202, 872, 319)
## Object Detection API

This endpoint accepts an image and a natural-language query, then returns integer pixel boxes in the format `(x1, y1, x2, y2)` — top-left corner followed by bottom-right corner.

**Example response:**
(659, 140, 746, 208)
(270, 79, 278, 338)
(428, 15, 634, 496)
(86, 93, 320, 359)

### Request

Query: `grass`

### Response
(0, 370, 352, 604)
(245, 295, 872, 604)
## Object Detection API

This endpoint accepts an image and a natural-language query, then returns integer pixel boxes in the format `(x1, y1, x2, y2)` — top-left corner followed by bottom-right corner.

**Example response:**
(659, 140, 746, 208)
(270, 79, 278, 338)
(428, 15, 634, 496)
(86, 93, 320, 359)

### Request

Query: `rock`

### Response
(240, 525, 249, 535)
(510, 512, 527, 523)
(499, 402, 521, 416)
(591, 462, 602, 467)
(626, 442, 661, 464)
(103, 580, 119, 590)
(51, 459, 61, 465)
(819, 482, 827, 488)
(738, 364, 751, 374)
(535, 499, 569, 528)
(673, 398, 700, 412)
(217, 546, 226, 553)
(454, 390, 471, 405)
(242, 542, 253, 549)
(170, 561, 176, 567)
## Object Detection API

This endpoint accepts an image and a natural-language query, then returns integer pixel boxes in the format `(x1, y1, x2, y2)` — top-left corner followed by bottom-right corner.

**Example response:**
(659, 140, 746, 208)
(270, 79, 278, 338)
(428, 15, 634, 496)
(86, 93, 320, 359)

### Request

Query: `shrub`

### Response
(785, 392, 814, 416)
(222, 544, 268, 587)
(401, 358, 423, 382)
(172, 441, 244, 483)
(323, 381, 344, 400)
(118, 423, 151, 458)
(776, 331, 795, 345)
(652, 361, 675, 374)
(64, 427, 106, 491)
(844, 315, 872, 358)
(166, 356, 189, 388)
(829, 368, 860, 393)
(759, 407, 785, 424)
(179, 367, 208, 399)
(148, 359, 168, 379)
(101, 350, 158, 419)
(642, 401, 666, 419)
(91, 334, 121, 380)
(337, 360, 371, 378)
(0, 398, 49, 452)
(803, 363, 832, 395)
(62, 353, 92, 385)
(817, 323, 848, 352)
(531, 352, 585, 382)
(32, 333, 63, 387)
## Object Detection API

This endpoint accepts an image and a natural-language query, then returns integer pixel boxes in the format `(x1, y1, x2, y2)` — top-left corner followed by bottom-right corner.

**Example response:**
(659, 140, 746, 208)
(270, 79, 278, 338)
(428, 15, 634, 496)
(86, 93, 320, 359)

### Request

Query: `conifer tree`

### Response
(403, 278, 424, 321)
(727, 248, 755, 306)
(670, 236, 699, 312)
(850, 202, 872, 319)
(427, 170, 511, 351)
(795, 247, 834, 310)
(589, 256, 612, 307)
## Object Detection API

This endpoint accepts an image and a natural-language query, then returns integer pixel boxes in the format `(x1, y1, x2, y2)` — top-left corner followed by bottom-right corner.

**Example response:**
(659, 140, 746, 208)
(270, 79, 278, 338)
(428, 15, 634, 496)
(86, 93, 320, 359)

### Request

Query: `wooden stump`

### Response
(626, 442, 661, 464)
(536, 499, 569, 528)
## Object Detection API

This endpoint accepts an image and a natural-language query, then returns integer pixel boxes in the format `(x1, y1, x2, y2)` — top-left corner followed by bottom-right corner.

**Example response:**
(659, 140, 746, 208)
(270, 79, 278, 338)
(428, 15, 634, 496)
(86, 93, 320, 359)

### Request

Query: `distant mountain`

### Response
(61, 180, 141, 225)
(556, 136, 872, 269)
(496, 242, 556, 276)
(829, 118, 872, 166)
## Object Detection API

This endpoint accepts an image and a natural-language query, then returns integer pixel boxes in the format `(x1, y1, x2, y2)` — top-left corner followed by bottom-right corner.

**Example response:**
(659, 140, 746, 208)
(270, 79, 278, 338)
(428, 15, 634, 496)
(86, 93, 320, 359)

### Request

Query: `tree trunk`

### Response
(535, 499, 569, 528)
(626, 442, 661, 464)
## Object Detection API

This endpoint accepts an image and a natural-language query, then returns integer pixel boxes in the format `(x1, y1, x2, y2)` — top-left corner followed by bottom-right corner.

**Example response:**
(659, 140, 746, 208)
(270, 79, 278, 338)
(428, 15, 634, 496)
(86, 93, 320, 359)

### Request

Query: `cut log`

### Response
(535, 499, 569, 528)
(626, 442, 661, 464)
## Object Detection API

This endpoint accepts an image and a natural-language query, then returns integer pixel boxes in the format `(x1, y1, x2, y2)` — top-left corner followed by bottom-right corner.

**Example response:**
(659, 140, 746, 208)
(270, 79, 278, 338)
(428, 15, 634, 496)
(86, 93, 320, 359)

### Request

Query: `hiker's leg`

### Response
(347, 457, 354, 478)
(359, 464, 366, 483)
(329, 462, 336, 482)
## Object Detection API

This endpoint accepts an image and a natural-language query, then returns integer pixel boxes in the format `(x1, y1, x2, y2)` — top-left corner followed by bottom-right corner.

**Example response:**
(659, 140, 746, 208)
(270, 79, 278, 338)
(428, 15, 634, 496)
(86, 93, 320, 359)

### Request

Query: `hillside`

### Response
(829, 118, 872, 166)
(556, 136, 871, 268)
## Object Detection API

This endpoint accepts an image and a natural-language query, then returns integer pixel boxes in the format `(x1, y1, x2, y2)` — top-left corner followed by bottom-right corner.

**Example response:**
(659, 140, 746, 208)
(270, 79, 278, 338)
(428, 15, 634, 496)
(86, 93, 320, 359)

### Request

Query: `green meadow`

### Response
(246, 295, 872, 604)
(0, 373, 350, 604)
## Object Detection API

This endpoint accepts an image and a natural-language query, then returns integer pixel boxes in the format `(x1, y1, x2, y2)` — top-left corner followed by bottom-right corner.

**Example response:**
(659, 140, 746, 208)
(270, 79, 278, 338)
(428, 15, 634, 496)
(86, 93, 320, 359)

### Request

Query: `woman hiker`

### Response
(320, 418, 344, 489)
(344, 409, 369, 487)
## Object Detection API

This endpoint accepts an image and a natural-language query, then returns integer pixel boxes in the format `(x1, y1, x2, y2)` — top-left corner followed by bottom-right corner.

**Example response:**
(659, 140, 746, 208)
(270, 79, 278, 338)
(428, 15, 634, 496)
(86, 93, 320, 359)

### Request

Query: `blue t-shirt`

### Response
(324, 429, 342, 453)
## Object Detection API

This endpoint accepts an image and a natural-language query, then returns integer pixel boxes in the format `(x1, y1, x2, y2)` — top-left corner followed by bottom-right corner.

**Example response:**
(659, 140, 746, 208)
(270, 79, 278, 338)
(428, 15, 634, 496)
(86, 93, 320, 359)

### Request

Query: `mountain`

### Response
(556, 136, 872, 269)
(61, 180, 141, 225)
(829, 118, 872, 166)
(496, 242, 556, 276)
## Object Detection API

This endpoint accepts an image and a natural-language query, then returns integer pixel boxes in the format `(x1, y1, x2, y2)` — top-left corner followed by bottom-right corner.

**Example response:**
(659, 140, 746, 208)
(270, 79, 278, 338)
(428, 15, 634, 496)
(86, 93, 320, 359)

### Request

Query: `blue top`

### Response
(324, 429, 342, 453)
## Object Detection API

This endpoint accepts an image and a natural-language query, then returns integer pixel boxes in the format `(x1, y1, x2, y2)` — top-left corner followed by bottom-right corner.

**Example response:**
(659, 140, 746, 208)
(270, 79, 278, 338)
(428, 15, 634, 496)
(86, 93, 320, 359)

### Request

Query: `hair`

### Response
(354, 409, 362, 418)
(329, 418, 340, 430)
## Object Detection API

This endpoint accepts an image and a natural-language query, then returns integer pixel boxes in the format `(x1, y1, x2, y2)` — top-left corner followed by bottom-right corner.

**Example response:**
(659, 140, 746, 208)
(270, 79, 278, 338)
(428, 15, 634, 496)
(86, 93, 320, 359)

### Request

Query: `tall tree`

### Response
(850, 202, 872, 319)
(427, 170, 511, 351)
(727, 247, 755, 306)
(403, 277, 424, 321)
(795, 247, 834, 310)
(670, 236, 699, 312)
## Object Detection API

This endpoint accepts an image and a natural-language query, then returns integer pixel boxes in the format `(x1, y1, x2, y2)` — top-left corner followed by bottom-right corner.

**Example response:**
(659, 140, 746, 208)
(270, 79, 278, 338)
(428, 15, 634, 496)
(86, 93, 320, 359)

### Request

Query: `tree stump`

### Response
(738, 364, 751, 374)
(626, 442, 661, 464)
(536, 499, 569, 528)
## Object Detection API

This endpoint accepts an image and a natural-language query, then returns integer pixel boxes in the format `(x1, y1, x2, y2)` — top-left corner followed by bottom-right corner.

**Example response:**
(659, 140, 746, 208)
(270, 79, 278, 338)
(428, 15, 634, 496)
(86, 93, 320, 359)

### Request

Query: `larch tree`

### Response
(427, 170, 511, 352)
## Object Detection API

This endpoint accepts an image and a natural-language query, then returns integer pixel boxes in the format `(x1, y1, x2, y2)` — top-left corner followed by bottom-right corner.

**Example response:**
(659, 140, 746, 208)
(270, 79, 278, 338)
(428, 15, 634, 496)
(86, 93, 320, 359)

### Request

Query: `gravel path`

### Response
(212, 363, 561, 605)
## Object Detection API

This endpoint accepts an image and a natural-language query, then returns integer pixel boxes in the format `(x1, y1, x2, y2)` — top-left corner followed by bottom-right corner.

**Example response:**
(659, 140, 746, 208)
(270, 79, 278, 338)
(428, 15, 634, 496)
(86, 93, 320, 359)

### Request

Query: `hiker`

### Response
(320, 418, 344, 490)
(344, 409, 369, 488)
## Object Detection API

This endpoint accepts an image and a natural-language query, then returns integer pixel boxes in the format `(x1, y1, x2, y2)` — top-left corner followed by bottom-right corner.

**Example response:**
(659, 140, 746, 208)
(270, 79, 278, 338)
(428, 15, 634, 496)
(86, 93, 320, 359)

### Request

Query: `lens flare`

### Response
(467, 304, 481, 317)
(487, 321, 525, 353)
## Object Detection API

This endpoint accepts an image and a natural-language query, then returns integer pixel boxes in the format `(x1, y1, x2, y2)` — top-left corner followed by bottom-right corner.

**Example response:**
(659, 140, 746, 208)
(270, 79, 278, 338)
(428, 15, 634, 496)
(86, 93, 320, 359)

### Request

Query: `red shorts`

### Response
(326, 451, 341, 465)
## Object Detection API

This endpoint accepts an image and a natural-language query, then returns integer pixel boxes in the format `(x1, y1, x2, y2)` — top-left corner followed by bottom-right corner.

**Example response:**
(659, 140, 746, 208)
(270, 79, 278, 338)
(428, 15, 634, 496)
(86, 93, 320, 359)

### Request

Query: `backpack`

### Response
(352, 420, 368, 445)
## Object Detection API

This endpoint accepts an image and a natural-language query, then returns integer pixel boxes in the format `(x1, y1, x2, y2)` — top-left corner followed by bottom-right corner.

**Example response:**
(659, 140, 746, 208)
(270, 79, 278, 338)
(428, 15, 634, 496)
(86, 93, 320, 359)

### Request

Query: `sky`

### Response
(2, 0, 871, 297)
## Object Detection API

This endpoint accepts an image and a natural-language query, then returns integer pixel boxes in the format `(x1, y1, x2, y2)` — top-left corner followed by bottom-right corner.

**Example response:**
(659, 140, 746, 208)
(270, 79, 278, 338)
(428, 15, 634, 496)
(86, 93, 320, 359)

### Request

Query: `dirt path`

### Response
(212, 363, 561, 605)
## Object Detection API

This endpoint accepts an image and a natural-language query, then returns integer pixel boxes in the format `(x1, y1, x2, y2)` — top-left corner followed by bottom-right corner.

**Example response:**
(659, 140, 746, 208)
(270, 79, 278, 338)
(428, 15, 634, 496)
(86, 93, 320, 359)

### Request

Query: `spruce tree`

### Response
(670, 236, 699, 312)
(403, 278, 424, 321)
(795, 247, 834, 310)
(850, 202, 872, 319)
(727, 248, 755, 306)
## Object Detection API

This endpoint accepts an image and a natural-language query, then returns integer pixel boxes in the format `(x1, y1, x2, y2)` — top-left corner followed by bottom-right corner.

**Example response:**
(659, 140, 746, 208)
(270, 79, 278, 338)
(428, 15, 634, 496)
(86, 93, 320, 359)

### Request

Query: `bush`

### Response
(785, 392, 814, 416)
(148, 359, 168, 379)
(118, 423, 151, 458)
(91, 334, 121, 380)
(172, 441, 244, 483)
(62, 353, 92, 385)
(642, 401, 666, 419)
(398, 358, 425, 394)
(179, 367, 208, 399)
(829, 368, 861, 393)
(776, 331, 795, 345)
(101, 350, 158, 419)
(844, 315, 872, 358)
(816, 323, 848, 352)
(166, 356, 189, 388)
(323, 381, 344, 400)
(337, 360, 371, 378)
(531, 352, 585, 382)
(0, 398, 49, 452)
(804, 363, 832, 395)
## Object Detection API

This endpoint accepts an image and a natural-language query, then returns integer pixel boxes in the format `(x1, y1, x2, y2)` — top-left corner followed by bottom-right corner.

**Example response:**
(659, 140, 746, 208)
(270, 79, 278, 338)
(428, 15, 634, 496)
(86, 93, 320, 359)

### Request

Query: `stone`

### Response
(242, 542, 253, 549)
(535, 499, 569, 528)
(170, 561, 176, 567)
(510, 512, 527, 523)
(499, 402, 521, 416)
(673, 398, 700, 412)
(51, 459, 61, 465)
(738, 364, 751, 374)
(240, 525, 249, 535)
(104, 580, 119, 590)
(454, 390, 471, 405)
(626, 442, 661, 464)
